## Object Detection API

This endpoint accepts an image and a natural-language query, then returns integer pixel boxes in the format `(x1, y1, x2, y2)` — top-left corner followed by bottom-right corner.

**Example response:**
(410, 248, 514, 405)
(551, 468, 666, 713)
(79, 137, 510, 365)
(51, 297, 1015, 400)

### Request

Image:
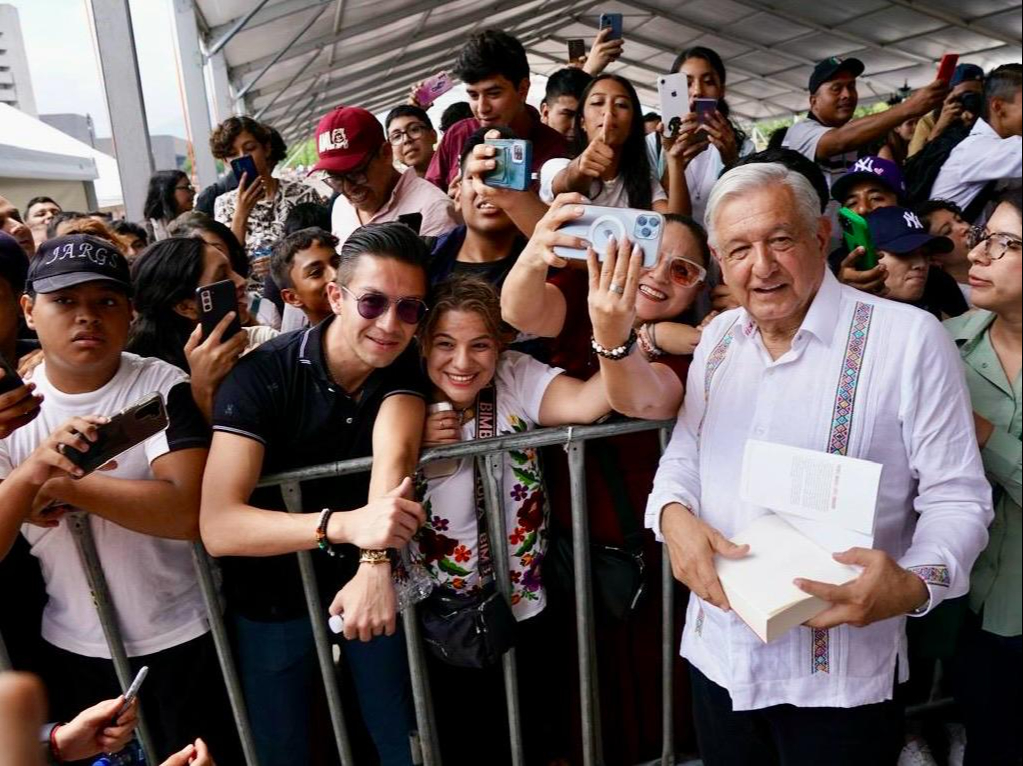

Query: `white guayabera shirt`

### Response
(646, 269, 993, 710)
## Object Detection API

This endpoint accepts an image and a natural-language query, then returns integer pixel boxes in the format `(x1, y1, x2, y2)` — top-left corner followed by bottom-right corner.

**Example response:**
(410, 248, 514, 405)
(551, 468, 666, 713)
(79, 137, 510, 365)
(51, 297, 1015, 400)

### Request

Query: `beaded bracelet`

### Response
(359, 549, 390, 565)
(316, 508, 340, 557)
(637, 324, 665, 359)
(591, 329, 637, 361)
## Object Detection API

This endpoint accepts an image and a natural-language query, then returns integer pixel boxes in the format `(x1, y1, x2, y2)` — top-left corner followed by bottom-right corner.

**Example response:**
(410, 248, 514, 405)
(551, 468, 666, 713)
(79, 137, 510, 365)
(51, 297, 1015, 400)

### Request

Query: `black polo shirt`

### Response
(212, 315, 427, 621)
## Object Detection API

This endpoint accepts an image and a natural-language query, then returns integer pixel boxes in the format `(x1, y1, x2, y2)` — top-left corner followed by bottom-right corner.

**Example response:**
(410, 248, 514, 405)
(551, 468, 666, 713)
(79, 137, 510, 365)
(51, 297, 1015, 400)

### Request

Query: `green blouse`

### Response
(945, 310, 1022, 637)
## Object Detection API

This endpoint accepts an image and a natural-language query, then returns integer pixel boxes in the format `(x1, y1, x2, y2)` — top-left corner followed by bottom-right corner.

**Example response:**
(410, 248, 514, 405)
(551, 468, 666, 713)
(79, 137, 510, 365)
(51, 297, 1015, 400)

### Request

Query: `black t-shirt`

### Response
(428, 225, 526, 289)
(212, 315, 427, 620)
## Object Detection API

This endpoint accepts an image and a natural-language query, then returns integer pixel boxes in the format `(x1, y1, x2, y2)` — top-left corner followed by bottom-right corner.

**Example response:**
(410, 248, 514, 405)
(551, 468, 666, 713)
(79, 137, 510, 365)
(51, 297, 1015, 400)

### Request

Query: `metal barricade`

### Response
(1, 418, 677, 766)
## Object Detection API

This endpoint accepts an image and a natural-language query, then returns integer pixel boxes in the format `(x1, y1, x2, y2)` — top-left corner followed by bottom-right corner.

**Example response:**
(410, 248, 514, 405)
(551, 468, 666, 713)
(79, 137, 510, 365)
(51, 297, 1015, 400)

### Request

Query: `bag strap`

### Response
(472, 385, 497, 586)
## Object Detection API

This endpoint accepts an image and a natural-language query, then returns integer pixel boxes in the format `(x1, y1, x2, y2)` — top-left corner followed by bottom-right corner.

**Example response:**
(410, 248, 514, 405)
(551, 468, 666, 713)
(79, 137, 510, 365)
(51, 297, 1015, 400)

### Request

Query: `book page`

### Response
(740, 440, 881, 537)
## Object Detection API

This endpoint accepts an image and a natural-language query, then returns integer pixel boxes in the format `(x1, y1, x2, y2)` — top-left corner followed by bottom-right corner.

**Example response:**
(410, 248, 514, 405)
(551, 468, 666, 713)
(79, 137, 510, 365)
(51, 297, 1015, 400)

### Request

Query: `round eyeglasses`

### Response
(968, 225, 1023, 262)
(341, 285, 428, 325)
(388, 123, 431, 145)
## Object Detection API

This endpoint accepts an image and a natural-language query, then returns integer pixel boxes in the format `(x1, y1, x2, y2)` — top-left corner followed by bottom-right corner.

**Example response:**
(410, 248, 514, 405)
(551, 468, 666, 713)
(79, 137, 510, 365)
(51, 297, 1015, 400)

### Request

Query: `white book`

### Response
(716, 513, 861, 643)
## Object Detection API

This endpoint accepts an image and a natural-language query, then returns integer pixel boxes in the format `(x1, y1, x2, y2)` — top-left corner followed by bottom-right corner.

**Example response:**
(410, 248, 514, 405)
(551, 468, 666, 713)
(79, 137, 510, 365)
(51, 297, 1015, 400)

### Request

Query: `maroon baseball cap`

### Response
(310, 106, 385, 174)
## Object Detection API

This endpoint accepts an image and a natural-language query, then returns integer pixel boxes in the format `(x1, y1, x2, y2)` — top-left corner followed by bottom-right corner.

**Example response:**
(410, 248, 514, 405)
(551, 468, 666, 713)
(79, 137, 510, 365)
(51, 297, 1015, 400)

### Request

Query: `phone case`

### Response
(230, 155, 259, 184)
(694, 97, 718, 125)
(0, 354, 24, 395)
(657, 72, 689, 138)
(554, 206, 663, 268)
(484, 139, 533, 191)
(65, 393, 169, 476)
(936, 53, 959, 83)
(197, 280, 243, 341)
(416, 72, 454, 107)
(598, 12, 623, 40)
(838, 208, 878, 270)
(568, 39, 586, 61)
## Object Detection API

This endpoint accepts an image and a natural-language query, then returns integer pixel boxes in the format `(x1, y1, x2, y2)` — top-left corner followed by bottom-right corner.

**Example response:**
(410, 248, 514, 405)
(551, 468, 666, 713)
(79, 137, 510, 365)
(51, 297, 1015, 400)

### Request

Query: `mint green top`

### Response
(945, 310, 1022, 637)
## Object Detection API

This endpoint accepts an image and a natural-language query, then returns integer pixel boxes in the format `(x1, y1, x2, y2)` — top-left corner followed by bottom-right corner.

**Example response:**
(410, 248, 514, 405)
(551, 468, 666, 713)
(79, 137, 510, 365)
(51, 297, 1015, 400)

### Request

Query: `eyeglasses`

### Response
(665, 256, 707, 287)
(341, 285, 428, 324)
(322, 160, 372, 191)
(388, 123, 431, 145)
(175, 184, 195, 193)
(968, 225, 1023, 261)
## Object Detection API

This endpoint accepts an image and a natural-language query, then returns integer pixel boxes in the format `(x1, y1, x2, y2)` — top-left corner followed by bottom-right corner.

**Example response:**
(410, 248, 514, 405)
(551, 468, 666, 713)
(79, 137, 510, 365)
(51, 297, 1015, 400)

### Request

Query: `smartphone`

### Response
(838, 207, 879, 270)
(415, 72, 454, 108)
(694, 97, 718, 126)
(230, 155, 259, 185)
(64, 393, 168, 476)
(196, 280, 242, 342)
(397, 212, 424, 235)
(483, 138, 533, 191)
(568, 39, 586, 61)
(598, 12, 623, 40)
(554, 206, 663, 268)
(0, 353, 24, 395)
(115, 666, 149, 719)
(936, 53, 959, 84)
(657, 72, 688, 138)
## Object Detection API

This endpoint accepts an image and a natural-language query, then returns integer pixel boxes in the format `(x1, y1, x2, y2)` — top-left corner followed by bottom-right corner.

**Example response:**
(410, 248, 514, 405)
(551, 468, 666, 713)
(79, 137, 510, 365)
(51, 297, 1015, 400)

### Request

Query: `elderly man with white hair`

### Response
(646, 162, 993, 765)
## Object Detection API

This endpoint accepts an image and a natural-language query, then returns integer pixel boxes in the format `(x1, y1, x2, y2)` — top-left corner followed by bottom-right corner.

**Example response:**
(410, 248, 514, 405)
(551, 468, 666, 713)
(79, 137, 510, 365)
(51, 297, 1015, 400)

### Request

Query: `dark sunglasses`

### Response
(341, 285, 428, 324)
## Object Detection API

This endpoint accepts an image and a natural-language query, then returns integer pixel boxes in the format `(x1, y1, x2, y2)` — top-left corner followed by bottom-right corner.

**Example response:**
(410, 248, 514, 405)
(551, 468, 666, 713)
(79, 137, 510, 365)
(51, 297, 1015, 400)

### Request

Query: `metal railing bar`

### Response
(67, 512, 158, 764)
(402, 606, 440, 766)
(480, 453, 526, 766)
(190, 543, 261, 766)
(280, 481, 356, 766)
(567, 441, 601, 765)
(658, 425, 675, 766)
(258, 420, 673, 487)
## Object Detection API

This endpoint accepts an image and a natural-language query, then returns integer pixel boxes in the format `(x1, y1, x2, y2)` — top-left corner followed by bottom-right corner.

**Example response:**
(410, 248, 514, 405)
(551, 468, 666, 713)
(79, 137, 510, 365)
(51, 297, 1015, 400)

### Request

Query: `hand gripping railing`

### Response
(1, 418, 677, 766)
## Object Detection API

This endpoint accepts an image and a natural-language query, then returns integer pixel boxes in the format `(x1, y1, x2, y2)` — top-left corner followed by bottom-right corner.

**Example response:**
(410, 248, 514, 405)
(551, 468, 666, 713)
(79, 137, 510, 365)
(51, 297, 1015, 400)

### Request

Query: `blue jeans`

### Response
(233, 613, 416, 766)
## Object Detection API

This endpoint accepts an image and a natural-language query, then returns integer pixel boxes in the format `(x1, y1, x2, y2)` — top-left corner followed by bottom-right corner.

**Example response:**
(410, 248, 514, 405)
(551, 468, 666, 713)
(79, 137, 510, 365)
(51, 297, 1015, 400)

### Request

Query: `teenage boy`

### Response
(312, 105, 458, 245)
(425, 30, 569, 190)
(200, 222, 429, 766)
(270, 227, 340, 326)
(0, 234, 237, 762)
(385, 104, 438, 177)
(539, 67, 593, 141)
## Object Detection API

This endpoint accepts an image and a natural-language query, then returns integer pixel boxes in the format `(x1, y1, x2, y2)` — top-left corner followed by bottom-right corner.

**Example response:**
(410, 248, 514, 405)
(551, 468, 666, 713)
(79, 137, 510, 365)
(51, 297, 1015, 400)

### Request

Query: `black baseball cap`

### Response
(809, 56, 865, 93)
(27, 234, 131, 295)
(0, 231, 29, 293)
(866, 207, 953, 256)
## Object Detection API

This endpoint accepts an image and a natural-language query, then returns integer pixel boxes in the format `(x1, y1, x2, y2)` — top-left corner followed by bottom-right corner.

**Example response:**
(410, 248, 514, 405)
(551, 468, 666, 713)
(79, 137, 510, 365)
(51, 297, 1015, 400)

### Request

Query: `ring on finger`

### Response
(609, 282, 625, 295)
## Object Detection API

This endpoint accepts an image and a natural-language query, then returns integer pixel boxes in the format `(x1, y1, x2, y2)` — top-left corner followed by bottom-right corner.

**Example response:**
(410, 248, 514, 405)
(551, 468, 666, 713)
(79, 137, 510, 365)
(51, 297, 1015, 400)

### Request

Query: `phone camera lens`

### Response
(640, 228, 652, 238)
(637, 215, 648, 226)
(649, 217, 660, 227)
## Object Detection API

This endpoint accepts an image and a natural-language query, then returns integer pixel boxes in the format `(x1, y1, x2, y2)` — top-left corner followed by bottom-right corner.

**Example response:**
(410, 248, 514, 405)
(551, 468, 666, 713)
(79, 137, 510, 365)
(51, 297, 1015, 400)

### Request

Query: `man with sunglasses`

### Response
(311, 105, 458, 247)
(385, 105, 438, 178)
(200, 222, 430, 766)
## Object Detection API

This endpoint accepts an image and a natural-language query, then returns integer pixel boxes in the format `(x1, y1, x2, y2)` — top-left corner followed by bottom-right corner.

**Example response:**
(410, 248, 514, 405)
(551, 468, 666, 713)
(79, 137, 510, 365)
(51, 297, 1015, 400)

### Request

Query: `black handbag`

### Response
(544, 440, 646, 621)
(419, 385, 518, 668)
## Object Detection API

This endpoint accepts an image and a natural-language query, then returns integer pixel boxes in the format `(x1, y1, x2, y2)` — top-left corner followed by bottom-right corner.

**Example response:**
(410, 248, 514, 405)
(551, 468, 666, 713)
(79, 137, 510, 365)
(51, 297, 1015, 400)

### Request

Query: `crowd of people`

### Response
(0, 21, 1020, 766)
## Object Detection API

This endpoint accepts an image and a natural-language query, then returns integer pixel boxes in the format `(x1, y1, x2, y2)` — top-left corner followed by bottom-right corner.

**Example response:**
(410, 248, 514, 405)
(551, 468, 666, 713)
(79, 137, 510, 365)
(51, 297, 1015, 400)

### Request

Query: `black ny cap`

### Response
(27, 234, 131, 295)
(809, 56, 865, 93)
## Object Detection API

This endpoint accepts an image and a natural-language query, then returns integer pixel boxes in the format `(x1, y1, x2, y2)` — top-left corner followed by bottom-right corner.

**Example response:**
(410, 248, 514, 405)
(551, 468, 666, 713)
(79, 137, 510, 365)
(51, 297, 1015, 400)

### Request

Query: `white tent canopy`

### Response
(194, 0, 1022, 145)
(0, 103, 124, 208)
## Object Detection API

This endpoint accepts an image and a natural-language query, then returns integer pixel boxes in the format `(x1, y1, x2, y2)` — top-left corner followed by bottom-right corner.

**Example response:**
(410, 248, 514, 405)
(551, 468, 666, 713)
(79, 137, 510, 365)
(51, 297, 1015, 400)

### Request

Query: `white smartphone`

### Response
(657, 72, 689, 139)
(554, 206, 663, 268)
(115, 666, 148, 719)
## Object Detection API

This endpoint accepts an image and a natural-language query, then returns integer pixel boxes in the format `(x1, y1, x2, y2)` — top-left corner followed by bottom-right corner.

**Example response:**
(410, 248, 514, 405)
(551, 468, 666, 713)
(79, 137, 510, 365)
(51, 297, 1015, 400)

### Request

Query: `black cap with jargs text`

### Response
(27, 234, 132, 295)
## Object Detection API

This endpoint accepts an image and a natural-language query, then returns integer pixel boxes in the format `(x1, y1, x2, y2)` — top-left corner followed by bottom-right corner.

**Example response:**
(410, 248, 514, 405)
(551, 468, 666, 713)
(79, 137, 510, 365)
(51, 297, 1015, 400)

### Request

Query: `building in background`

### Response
(0, 3, 36, 115)
(40, 113, 97, 148)
(96, 134, 189, 172)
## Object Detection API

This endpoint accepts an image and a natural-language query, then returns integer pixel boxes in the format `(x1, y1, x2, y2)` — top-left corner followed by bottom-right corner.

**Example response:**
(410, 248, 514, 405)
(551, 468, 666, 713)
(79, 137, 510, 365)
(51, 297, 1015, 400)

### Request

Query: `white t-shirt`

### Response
(0, 354, 211, 658)
(411, 352, 562, 621)
(539, 156, 667, 209)
(782, 117, 858, 192)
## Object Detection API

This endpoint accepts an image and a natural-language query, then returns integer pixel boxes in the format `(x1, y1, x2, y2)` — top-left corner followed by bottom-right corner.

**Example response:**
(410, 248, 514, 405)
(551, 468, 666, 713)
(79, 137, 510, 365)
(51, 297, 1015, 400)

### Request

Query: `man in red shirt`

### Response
(425, 30, 569, 191)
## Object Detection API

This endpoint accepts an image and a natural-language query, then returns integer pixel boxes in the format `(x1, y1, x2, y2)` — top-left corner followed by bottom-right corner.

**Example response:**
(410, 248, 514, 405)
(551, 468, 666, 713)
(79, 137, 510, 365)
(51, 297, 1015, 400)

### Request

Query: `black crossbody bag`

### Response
(419, 385, 518, 668)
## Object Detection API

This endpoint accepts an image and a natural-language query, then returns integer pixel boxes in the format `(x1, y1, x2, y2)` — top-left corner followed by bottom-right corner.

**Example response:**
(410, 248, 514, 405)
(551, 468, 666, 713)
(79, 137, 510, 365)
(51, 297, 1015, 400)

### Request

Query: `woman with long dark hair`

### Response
(143, 170, 195, 241)
(647, 46, 754, 226)
(128, 237, 276, 419)
(540, 73, 688, 213)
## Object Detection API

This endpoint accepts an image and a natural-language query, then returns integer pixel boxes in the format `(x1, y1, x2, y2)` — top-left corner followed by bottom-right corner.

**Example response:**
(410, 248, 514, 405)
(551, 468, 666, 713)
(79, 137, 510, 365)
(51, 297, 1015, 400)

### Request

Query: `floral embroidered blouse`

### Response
(410, 351, 562, 621)
(213, 177, 324, 259)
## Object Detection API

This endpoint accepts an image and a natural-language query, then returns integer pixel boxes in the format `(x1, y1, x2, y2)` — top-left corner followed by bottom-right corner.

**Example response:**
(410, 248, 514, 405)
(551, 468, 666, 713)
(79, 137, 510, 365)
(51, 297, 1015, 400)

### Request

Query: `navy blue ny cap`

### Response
(866, 207, 953, 256)
(27, 234, 131, 294)
(809, 56, 865, 93)
(951, 63, 984, 87)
